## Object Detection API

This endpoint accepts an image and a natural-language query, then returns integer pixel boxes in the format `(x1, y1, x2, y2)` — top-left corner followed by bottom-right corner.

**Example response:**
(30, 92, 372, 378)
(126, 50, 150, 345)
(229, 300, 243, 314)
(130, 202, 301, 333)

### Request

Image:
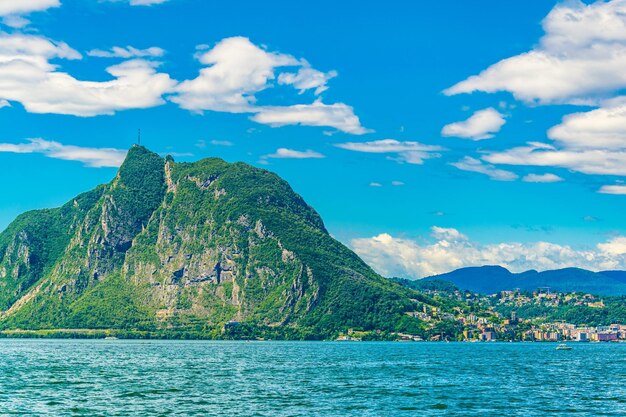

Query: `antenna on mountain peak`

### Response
(137, 128, 141, 146)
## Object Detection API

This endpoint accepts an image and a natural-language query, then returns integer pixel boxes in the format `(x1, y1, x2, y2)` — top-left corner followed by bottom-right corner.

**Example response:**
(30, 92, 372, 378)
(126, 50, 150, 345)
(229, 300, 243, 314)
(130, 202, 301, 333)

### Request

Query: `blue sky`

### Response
(2, 0, 626, 278)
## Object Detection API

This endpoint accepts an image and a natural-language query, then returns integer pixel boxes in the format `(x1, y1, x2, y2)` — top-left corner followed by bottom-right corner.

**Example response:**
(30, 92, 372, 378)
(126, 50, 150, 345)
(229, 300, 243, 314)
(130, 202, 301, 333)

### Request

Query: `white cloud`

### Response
(278, 66, 337, 95)
(599, 185, 626, 195)
(0, 99, 9, 108)
(170, 37, 367, 133)
(445, 0, 626, 105)
(443, 1, 626, 178)
(351, 227, 626, 278)
(251, 100, 370, 134)
(2, 15, 30, 28)
(369, 182, 382, 187)
(0, 33, 366, 134)
(171, 37, 301, 113)
(390, 151, 437, 165)
(0, 0, 59, 17)
(88, 46, 165, 59)
(262, 148, 325, 159)
(441, 107, 506, 140)
(0, 31, 81, 64)
(431, 226, 468, 242)
(336, 139, 441, 153)
(335, 139, 443, 165)
(0, 32, 176, 116)
(548, 99, 626, 149)
(391, 180, 404, 186)
(0, 138, 127, 167)
(598, 236, 626, 254)
(440, 2, 626, 179)
(522, 173, 564, 183)
(484, 142, 626, 176)
(450, 156, 518, 181)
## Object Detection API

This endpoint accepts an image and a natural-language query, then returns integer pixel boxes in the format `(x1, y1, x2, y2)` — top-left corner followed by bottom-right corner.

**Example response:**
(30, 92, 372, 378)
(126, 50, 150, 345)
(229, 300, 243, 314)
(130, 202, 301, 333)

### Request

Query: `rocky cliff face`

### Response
(0, 146, 416, 337)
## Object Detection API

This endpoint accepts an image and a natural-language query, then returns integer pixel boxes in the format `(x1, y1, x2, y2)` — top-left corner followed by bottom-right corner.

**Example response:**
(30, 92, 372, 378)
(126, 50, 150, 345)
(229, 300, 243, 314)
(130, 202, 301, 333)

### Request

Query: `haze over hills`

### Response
(423, 266, 626, 296)
(0, 146, 423, 339)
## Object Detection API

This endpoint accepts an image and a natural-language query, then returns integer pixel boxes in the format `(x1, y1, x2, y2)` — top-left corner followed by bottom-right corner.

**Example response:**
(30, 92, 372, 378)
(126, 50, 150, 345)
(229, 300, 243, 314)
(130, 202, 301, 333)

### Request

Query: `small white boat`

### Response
(556, 344, 572, 350)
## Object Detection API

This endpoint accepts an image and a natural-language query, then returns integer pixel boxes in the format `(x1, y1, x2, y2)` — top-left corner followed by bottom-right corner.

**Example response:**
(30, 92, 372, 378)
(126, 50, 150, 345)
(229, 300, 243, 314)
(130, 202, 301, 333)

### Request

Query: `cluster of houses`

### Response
(460, 321, 626, 342)
(403, 288, 626, 342)
(523, 322, 625, 342)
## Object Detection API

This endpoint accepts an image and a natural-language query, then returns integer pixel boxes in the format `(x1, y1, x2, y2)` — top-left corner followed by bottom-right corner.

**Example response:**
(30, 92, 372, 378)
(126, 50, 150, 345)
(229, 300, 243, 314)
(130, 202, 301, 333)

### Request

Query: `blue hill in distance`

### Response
(420, 266, 626, 296)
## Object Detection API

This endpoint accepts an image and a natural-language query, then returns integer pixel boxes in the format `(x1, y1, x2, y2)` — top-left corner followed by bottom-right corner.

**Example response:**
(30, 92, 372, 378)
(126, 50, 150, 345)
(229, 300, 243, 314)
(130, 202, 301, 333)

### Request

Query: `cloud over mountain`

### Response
(0, 32, 368, 134)
(0, 32, 176, 116)
(0, 138, 127, 167)
(352, 227, 626, 279)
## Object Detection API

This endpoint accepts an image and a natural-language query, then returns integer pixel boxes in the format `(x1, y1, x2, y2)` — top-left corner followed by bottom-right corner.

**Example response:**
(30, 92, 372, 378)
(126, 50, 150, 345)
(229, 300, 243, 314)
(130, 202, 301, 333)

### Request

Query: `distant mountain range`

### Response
(422, 266, 626, 296)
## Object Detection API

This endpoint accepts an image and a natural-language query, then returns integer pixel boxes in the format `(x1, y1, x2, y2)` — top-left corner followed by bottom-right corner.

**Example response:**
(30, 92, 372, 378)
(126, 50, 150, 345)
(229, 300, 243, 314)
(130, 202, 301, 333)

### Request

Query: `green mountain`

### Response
(0, 146, 421, 339)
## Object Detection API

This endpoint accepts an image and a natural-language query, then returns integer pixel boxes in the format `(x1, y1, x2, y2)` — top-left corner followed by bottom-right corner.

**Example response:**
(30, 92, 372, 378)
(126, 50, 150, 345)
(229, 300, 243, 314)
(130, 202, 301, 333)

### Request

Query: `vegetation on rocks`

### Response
(0, 146, 427, 339)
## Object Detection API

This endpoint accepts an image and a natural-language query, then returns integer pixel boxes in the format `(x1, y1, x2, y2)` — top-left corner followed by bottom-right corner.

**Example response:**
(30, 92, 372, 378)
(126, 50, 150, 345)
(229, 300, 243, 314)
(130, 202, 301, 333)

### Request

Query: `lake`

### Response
(0, 340, 624, 416)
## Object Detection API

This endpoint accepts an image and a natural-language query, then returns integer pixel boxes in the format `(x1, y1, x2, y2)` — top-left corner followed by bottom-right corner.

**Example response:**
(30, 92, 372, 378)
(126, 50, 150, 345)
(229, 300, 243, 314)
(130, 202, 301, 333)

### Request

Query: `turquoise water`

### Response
(0, 340, 624, 416)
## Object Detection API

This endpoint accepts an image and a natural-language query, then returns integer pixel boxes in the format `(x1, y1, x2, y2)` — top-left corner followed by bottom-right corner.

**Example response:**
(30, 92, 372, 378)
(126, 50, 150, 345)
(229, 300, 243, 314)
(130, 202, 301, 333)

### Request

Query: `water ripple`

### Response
(0, 340, 624, 416)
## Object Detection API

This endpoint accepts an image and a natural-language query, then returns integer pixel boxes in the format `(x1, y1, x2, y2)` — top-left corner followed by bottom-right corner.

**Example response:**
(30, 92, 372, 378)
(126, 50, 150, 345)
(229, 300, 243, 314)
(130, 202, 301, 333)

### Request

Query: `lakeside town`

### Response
(338, 285, 626, 342)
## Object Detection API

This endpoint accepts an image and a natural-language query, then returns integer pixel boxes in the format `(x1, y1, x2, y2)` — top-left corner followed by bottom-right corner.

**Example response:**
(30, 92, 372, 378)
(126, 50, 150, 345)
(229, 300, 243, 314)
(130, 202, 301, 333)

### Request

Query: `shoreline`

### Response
(1, 329, 625, 343)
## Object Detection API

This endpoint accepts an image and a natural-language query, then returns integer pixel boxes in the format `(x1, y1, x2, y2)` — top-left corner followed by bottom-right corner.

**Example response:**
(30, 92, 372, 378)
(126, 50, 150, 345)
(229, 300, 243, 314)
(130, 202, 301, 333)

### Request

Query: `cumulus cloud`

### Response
(522, 173, 564, 183)
(0, 138, 127, 167)
(167, 37, 367, 133)
(450, 156, 518, 181)
(548, 98, 626, 150)
(0, 33, 367, 134)
(278, 65, 337, 95)
(335, 139, 443, 165)
(442, 1, 626, 179)
(484, 142, 626, 176)
(0, 0, 59, 17)
(441, 108, 506, 140)
(482, 102, 626, 178)
(261, 148, 325, 159)
(0, 32, 176, 116)
(445, 0, 626, 105)
(251, 100, 370, 134)
(598, 236, 626, 254)
(351, 227, 626, 278)
(2, 15, 30, 28)
(171, 37, 300, 113)
(599, 185, 626, 195)
(88, 46, 165, 59)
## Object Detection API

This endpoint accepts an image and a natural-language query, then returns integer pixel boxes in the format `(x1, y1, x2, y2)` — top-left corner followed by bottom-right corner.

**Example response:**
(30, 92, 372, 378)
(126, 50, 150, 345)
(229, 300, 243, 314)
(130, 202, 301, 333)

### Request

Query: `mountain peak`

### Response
(0, 150, 417, 338)
(121, 144, 161, 167)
